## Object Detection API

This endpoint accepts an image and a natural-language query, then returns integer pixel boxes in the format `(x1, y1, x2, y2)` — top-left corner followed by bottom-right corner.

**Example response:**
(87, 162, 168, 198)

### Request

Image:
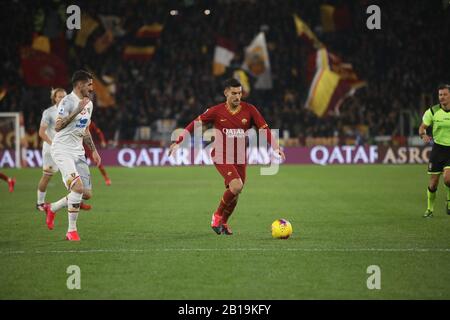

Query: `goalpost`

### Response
(0, 112, 21, 168)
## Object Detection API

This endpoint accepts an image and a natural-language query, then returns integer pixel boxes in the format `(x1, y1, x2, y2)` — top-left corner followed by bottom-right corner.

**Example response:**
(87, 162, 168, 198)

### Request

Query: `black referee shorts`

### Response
(428, 143, 450, 174)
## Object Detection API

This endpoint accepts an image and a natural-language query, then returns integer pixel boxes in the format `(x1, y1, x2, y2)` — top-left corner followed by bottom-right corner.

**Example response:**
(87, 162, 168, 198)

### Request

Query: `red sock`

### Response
(215, 189, 237, 217)
(222, 197, 238, 224)
(0, 173, 9, 182)
(98, 164, 109, 180)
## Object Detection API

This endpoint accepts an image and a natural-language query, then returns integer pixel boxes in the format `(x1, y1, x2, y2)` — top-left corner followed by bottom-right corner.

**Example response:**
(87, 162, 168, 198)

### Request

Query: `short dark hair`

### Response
(223, 78, 242, 89)
(438, 83, 450, 91)
(72, 70, 93, 86)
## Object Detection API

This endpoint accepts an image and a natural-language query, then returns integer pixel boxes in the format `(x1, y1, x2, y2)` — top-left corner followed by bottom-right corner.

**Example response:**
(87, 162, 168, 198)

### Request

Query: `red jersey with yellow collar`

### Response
(176, 101, 274, 164)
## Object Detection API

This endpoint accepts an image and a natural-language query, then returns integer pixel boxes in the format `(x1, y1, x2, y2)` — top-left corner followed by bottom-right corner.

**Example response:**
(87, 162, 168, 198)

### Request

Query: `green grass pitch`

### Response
(0, 164, 449, 299)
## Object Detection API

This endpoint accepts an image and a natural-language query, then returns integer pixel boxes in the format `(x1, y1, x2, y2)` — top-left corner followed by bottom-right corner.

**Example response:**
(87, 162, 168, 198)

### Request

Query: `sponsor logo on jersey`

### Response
(222, 128, 246, 138)
(76, 118, 89, 128)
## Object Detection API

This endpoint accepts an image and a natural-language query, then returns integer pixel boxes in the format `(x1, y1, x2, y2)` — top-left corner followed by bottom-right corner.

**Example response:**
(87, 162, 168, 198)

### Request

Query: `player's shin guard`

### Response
(427, 187, 437, 212)
(67, 191, 83, 232)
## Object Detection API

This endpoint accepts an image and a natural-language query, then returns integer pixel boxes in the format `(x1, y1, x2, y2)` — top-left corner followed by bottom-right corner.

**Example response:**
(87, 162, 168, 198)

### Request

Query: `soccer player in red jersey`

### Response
(85, 121, 111, 186)
(0, 172, 15, 193)
(169, 78, 285, 235)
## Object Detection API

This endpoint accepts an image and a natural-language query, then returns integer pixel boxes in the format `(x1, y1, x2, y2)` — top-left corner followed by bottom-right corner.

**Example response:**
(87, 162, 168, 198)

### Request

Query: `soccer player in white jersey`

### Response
(36, 88, 66, 210)
(36, 88, 92, 212)
(43, 70, 101, 241)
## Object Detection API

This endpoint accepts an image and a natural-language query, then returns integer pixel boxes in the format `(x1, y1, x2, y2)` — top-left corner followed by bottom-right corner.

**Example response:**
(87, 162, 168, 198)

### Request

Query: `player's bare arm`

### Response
(83, 127, 101, 166)
(55, 97, 90, 132)
(38, 123, 52, 145)
(168, 143, 179, 157)
(419, 123, 431, 143)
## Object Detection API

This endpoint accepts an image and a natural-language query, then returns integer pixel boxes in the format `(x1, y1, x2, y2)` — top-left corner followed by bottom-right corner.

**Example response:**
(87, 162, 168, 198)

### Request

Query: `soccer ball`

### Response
(271, 219, 293, 239)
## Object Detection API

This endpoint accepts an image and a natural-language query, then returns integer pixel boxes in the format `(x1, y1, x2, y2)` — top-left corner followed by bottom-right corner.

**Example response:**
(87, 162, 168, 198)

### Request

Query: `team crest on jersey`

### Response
(241, 118, 248, 124)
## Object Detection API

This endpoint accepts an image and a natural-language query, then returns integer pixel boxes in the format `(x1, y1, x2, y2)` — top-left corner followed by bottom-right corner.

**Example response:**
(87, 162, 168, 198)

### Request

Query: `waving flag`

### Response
(212, 37, 236, 76)
(294, 14, 365, 117)
(242, 32, 272, 89)
(306, 48, 365, 117)
(122, 23, 163, 61)
(20, 47, 68, 87)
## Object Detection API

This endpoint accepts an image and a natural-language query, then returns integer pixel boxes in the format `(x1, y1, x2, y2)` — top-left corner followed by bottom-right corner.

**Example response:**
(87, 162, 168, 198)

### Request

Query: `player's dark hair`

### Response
(223, 78, 242, 89)
(72, 70, 93, 86)
(438, 83, 450, 91)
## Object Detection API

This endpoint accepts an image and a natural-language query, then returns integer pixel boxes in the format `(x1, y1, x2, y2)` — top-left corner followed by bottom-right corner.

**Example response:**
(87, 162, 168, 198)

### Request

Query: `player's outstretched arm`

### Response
(55, 97, 90, 132)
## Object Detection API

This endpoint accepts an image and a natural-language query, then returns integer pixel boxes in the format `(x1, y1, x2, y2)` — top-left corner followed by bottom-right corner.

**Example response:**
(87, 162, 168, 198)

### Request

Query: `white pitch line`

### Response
(0, 248, 449, 255)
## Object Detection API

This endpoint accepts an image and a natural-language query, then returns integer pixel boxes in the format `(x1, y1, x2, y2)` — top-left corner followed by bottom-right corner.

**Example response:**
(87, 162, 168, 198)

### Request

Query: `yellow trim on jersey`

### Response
(225, 103, 242, 116)
(427, 171, 442, 175)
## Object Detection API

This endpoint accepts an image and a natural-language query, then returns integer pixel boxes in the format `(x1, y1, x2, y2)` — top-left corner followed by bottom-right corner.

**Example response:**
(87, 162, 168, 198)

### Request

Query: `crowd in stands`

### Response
(0, 0, 448, 147)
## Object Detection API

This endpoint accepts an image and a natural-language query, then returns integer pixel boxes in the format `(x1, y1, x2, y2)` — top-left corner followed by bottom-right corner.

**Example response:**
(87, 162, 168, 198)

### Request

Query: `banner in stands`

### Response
(0, 146, 431, 168)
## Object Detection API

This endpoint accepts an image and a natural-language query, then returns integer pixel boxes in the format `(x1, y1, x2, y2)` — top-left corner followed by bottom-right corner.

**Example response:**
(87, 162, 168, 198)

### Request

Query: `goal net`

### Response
(0, 112, 21, 168)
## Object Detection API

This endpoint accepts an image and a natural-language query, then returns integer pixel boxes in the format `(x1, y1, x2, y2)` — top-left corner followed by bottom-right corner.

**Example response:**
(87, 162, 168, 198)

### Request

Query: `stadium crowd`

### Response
(0, 0, 449, 147)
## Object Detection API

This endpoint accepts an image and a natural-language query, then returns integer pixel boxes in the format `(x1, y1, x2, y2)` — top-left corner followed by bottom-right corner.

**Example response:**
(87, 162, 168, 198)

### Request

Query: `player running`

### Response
(42, 70, 101, 241)
(169, 78, 285, 235)
(0, 172, 15, 192)
(419, 84, 450, 218)
(85, 121, 111, 186)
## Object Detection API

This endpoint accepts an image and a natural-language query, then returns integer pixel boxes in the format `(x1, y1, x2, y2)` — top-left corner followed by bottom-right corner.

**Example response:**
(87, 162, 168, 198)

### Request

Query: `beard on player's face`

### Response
(229, 97, 240, 107)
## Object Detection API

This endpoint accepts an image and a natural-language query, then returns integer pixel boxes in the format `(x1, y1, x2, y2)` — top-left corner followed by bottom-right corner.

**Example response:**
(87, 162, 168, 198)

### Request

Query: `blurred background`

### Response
(0, 0, 449, 161)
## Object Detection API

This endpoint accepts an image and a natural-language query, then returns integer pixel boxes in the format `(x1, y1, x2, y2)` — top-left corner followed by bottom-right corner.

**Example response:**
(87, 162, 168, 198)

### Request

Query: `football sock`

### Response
(215, 189, 236, 216)
(222, 197, 238, 224)
(0, 172, 8, 182)
(427, 187, 436, 212)
(37, 190, 46, 204)
(51, 196, 68, 212)
(67, 191, 82, 232)
(98, 164, 109, 180)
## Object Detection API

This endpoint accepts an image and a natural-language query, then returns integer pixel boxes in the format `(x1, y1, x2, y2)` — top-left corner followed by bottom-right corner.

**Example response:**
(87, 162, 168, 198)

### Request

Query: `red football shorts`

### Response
(214, 163, 247, 187)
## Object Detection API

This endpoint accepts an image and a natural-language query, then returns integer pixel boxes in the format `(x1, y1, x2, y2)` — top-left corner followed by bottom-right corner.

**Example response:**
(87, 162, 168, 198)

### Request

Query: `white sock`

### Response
(67, 191, 83, 232)
(68, 211, 79, 232)
(51, 197, 68, 212)
(37, 190, 46, 204)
